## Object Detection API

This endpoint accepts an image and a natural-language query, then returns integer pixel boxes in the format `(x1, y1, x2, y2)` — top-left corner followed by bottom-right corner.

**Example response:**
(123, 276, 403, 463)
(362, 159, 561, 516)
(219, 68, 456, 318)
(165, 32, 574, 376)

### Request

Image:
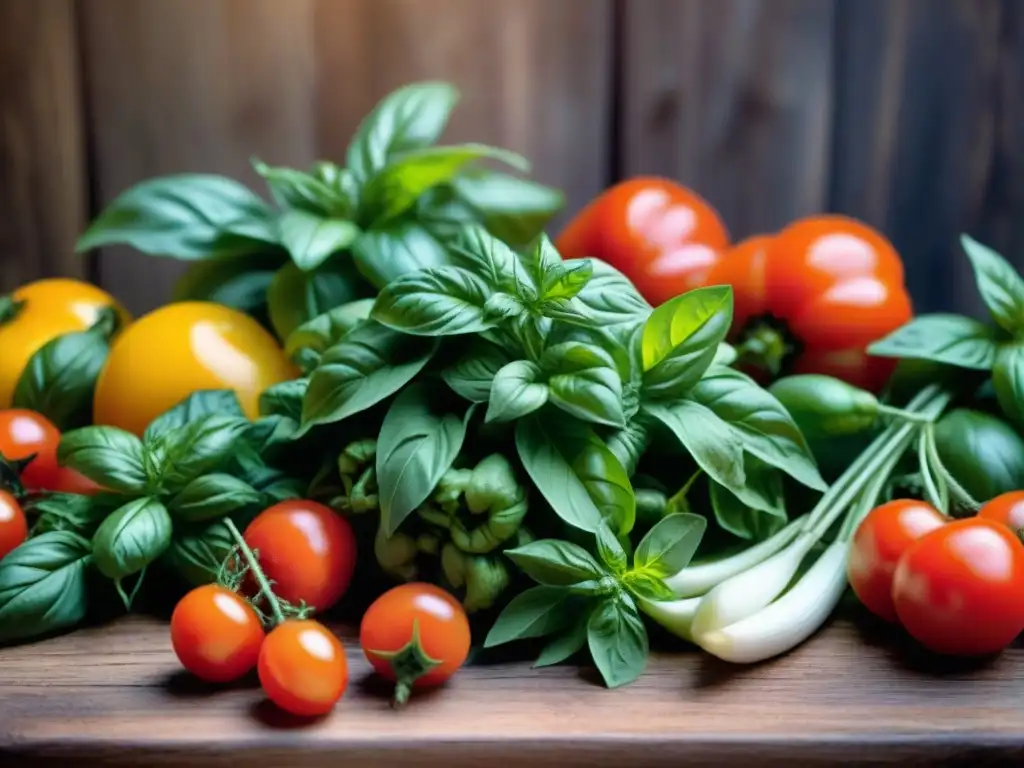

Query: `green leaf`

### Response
(351, 220, 454, 290)
(933, 408, 1024, 502)
(92, 497, 172, 581)
(150, 415, 250, 490)
(689, 367, 826, 491)
(504, 539, 605, 586)
(604, 419, 650, 477)
(277, 209, 360, 271)
(644, 400, 745, 490)
(169, 474, 262, 523)
(57, 427, 148, 494)
(634, 512, 707, 578)
(284, 299, 375, 368)
(534, 617, 590, 667)
(300, 321, 438, 430)
(563, 258, 651, 326)
(0, 531, 92, 644)
(441, 338, 512, 403)
(447, 171, 564, 246)
(486, 360, 549, 422)
(710, 478, 787, 542)
(482, 585, 574, 647)
(621, 570, 677, 601)
(258, 378, 307, 421)
(961, 234, 1024, 335)
(164, 517, 236, 588)
(993, 344, 1024, 427)
(76, 174, 274, 259)
(539, 343, 625, 428)
(29, 492, 118, 538)
(267, 257, 371, 342)
(867, 313, 1001, 370)
(595, 523, 627, 575)
(253, 159, 348, 216)
(143, 390, 245, 444)
(448, 223, 520, 290)
(587, 594, 649, 688)
(515, 415, 636, 535)
(542, 261, 593, 302)
(346, 81, 459, 185)
(371, 265, 494, 336)
(376, 385, 476, 535)
(172, 251, 284, 320)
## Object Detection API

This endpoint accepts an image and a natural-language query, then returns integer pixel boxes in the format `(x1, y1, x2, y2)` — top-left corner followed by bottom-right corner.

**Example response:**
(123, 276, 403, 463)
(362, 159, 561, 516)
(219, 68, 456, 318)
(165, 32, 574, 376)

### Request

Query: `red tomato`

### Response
(0, 490, 28, 561)
(892, 518, 1024, 656)
(554, 177, 730, 306)
(0, 409, 101, 494)
(170, 584, 265, 683)
(978, 491, 1024, 533)
(258, 619, 348, 717)
(848, 499, 945, 622)
(243, 500, 357, 612)
(360, 582, 471, 706)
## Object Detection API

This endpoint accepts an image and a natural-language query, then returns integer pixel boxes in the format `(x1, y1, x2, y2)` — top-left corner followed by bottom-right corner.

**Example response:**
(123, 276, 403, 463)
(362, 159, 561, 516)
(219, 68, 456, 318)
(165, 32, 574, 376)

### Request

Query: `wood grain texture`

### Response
(1, 615, 1023, 767)
(0, 0, 87, 290)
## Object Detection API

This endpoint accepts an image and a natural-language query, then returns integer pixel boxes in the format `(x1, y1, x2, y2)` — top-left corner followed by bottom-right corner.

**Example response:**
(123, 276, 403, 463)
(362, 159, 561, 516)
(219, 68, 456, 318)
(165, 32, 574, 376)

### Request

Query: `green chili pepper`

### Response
(331, 440, 378, 514)
(768, 374, 881, 438)
(933, 408, 1024, 504)
(440, 542, 510, 613)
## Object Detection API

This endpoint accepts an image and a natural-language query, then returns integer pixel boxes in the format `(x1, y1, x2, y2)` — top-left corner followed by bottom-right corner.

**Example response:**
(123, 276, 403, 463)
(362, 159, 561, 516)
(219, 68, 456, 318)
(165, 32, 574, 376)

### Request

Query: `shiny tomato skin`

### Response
(978, 491, 1024, 533)
(93, 301, 297, 437)
(0, 490, 28, 561)
(170, 584, 265, 683)
(554, 177, 730, 306)
(704, 234, 773, 334)
(0, 409, 62, 491)
(360, 582, 471, 689)
(892, 518, 1024, 656)
(259, 620, 348, 717)
(0, 278, 130, 408)
(848, 499, 945, 622)
(243, 500, 357, 612)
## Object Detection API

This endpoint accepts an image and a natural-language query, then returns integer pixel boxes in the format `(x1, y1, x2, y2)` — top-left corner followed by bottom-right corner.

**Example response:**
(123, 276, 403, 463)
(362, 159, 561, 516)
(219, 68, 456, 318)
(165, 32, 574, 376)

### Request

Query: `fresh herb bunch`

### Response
(75, 81, 565, 342)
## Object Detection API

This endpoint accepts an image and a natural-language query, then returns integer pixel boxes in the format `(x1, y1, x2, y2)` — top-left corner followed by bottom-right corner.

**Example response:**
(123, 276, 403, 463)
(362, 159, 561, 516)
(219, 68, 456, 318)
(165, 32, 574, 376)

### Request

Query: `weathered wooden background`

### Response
(1, 0, 1021, 316)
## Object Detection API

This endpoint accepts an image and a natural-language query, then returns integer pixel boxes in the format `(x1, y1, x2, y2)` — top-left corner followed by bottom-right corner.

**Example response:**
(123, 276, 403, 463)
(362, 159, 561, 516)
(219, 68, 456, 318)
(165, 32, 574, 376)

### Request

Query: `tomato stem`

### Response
(366, 619, 442, 709)
(223, 517, 287, 627)
(735, 322, 790, 377)
(921, 424, 979, 515)
(875, 403, 933, 424)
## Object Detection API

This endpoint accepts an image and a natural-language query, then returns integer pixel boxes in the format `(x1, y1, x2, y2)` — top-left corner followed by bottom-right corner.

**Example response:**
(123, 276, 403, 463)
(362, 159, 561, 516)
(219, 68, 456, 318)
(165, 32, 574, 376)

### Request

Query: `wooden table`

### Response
(1, 614, 1022, 767)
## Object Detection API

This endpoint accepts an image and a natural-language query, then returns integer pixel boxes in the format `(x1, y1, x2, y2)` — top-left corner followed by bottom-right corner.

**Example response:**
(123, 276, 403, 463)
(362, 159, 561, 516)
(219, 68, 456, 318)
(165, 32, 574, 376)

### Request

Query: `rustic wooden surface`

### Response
(1, 615, 1023, 767)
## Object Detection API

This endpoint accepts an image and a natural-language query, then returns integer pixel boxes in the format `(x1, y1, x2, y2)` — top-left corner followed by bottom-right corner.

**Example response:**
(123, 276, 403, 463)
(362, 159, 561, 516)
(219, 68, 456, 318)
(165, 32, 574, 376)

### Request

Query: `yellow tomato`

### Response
(93, 301, 298, 436)
(0, 278, 130, 407)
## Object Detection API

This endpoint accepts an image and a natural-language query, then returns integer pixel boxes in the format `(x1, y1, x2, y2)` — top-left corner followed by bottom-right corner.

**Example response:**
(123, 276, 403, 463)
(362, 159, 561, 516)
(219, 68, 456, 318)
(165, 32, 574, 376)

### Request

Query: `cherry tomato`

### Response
(978, 491, 1024, 534)
(554, 177, 730, 306)
(360, 582, 471, 706)
(0, 490, 28, 561)
(93, 301, 297, 436)
(170, 584, 265, 683)
(0, 409, 102, 493)
(848, 499, 945, 622)
(892, 518, 1024, 655)
(0, 278, 130, 408)
(258, 619, 348, 717)
(243, 500, 357, 612)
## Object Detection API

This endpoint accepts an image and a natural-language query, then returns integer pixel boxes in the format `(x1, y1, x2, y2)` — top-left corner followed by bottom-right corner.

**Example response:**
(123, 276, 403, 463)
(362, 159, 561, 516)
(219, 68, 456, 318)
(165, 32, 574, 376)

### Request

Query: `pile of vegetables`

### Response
(2, 80, 1024, 718)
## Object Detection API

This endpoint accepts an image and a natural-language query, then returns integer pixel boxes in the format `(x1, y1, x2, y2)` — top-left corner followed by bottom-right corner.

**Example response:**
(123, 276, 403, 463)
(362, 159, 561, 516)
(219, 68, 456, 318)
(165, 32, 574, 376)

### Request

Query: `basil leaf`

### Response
(482, 585, 574, 647)
(76, 174, 273, 259)
(534, 617, 589, 667)
(253, 159, 348, 216)
(151, 415, 249, 490)
(92, 497, 172, 580)
(172, 251, 284, 320)
(541, 261, 592, 302)
(993, 344, 1024, 427)
(563, 258, 652, 326)
(587, 594, 649, 688)
(144, 390, 245, 444)
(486, 360, 549, 423)
(867, 313, 1001, 370)
(164, 518, 236, 588)
(605, 419, 651, 477)
(448, 223, 520, 290)
(449, 171, 564, 247)
(504, 539, 605, 586)
(634, 512, 707, 578)
(515, 415, 636, 535)
(277, 209, 360, 272)
(710, 478, 787, 541)
(713, 342, 738, 368)
(29, 492, 120, 538)
(961, 234, 1024, 335)
(689, 367, 826, 491)
(169, 474, 262, 523)
(441, 338, 513, 403)
(371, 265, 494, 336)
(300, 321, 438, 430)
(644, 400, 745, 490)
(595, 523, 627, 575)
(376, 385, 476, 535)
(57, 426, 148, 494)
(285, 299, 375, 368)
(267, 257, 371, 342)
(0, 531, 92, 643)
(259, 378, 308, 421)
(540, 343, 625, 428)
(352, 220, 454, 290)
(621, 570, 677, 602)
(245, 414, 299, 453)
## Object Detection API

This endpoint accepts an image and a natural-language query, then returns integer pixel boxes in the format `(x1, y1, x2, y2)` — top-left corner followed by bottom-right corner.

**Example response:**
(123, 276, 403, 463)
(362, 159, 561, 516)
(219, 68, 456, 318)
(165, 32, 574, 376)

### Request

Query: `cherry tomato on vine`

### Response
(0, 490, 28, 561)
(360, 582, 471, 706)
(892, 518, 1024, 656)
(258, 619, 348, 717)
(978, 491, 1024, 533)
(170, 584, 265, 683)
(0, 409, 98, 493)
(243, 500, 357, 612)
(554, 177, 730, 306)
(848, 499, 945, 622)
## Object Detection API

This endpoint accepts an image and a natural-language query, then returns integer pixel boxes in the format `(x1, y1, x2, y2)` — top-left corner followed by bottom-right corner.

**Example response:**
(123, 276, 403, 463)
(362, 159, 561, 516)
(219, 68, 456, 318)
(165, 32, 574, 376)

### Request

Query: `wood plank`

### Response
(1, 615, 1023, 766)
(619, 0, 837, 241)
(0, 0, 87, 291)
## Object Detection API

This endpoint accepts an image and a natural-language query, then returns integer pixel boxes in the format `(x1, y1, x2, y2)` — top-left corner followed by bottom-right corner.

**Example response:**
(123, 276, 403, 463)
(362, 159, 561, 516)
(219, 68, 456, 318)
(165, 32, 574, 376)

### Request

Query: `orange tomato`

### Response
(977, 491, 1024, 533)
(0, 278, 129, 408)
(170, 584, 265, 683)
(0, 490, 28, 561)
(258, 620, 348, 717)
(93, 301, 297, 436)
(554, 177, 730, 306)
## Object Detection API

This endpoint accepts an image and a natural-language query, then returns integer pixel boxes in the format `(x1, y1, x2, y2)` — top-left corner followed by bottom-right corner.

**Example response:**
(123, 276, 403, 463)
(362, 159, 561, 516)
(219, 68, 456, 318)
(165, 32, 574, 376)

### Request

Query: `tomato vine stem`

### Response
(223, 517, 286, 627)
